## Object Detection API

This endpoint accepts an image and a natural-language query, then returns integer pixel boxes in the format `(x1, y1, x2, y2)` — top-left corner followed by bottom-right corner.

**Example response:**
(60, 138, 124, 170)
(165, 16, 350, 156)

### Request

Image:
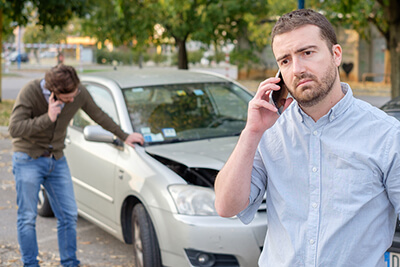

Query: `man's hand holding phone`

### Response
(48, 92, 63, 122)
(270, 70, 292, 114)
(245, 71, 293, 136)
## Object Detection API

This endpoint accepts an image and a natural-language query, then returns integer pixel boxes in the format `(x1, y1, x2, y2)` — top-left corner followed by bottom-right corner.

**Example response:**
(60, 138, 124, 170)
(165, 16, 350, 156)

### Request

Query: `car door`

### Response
(65, 83, 121, 230)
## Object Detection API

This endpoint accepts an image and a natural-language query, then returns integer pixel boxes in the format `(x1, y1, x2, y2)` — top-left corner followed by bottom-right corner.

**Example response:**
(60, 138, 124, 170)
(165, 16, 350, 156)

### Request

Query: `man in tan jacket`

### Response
(9, 64, 144, 267)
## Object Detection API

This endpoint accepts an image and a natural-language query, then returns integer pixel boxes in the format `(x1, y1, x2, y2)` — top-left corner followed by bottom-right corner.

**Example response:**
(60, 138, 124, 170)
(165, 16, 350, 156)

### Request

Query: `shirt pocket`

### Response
(328, 152, 374, 214)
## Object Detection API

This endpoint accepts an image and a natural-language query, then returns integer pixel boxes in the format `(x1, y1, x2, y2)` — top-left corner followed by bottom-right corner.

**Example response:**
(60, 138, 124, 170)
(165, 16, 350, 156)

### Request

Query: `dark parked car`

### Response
(9, 51, 29, 63)
(381, 98, 400, 266)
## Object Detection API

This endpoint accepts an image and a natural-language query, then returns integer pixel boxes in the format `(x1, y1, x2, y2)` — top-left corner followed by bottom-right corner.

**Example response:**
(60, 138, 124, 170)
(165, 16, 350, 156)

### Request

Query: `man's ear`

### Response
(332, 44, 342, 67)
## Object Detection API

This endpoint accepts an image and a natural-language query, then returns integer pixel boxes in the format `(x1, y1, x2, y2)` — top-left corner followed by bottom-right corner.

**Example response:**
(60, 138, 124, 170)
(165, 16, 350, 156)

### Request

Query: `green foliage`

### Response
(152, 53, 167, 64)
(82, 0, 155, 50)
(0, 100, 14, 126)
(308, 0, 388, 41)
(95, 49, 133, 65)
(82, 0, 277, 69)
(230, 49, 260, 70)
(1, 0, 90, 29)
(207, 51, 226, 64)
(95, 49, 152, 65)
(169, 52, 178, 66)
(188, 50, 204, 65)
(23, 25, 67, 44)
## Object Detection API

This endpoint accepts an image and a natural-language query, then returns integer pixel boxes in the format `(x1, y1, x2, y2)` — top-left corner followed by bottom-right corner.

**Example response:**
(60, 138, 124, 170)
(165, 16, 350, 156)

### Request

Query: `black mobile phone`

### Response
(269, 70, 290, 114)
(271, 70, 287, 108)
(53, 94, 58, 101)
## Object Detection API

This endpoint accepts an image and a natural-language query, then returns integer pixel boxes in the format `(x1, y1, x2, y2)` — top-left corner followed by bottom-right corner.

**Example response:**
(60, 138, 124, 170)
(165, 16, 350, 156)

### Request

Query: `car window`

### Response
(123, 82, 252, 145)
(205, 83, 248, 120)
(72, 83, 119, 130)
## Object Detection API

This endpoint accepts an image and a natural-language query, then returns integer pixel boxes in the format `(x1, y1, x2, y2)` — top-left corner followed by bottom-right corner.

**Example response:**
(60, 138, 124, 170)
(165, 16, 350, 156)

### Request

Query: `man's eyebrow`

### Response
(296, 45, 318, 54)
(276, 45, 318, 62)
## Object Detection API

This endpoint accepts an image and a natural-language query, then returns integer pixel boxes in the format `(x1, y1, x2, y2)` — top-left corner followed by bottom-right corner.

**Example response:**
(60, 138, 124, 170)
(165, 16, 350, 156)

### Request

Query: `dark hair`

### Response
(271, 9, 337, 51)
(44, 64, 80, 94)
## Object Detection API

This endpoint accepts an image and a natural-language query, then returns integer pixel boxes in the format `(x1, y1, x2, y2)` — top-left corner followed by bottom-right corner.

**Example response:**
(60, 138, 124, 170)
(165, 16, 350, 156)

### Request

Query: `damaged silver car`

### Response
(39, 69, 267, 267)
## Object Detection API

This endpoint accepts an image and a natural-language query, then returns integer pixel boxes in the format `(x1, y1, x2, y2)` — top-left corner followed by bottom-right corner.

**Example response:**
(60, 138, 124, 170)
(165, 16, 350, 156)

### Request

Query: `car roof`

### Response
(80, 68, 231, 89)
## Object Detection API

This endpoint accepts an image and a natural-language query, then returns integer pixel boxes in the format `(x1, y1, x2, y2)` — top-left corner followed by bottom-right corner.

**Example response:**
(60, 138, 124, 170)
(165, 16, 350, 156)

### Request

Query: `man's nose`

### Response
(292, 57, 306, 76)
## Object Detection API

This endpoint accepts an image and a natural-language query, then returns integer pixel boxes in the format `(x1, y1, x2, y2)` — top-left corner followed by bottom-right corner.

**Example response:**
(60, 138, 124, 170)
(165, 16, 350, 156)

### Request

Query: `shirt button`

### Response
(313, 130, 318, 136)
(312, 167, 318, 172)
(312, 203, 318, 209)
(309, 239, 315, 245)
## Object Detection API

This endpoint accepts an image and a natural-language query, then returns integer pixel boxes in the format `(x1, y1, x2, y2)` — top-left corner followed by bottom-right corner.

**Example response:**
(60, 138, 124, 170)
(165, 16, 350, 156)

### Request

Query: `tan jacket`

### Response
(9, 79, 128, 159)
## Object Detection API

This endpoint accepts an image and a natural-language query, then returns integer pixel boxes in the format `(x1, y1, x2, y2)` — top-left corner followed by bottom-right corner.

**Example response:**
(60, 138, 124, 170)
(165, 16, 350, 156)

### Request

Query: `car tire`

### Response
(132, 203, 161, 267)
(37, 187, 54, 217)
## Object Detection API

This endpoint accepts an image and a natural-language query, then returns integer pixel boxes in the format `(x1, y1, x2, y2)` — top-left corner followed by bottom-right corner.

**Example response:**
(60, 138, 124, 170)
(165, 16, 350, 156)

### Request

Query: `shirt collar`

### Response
(41, 79, 51, 103)
(327, 82, 353, 122)
(294, 82, 354, 123)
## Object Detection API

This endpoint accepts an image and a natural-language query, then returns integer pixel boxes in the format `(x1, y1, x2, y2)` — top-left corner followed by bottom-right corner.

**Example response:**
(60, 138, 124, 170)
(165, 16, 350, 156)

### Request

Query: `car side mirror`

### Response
(83, 125, 123, 146)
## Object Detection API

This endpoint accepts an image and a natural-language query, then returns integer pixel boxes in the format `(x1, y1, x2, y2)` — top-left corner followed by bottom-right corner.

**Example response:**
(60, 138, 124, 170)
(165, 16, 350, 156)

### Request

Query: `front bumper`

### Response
(150, 206, 267, 267)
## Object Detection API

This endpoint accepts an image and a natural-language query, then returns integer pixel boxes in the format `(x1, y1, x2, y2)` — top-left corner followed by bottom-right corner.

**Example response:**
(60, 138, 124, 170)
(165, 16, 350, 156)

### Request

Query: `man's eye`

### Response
(281, 59, 289, 65)
(304, 51, 313, 56)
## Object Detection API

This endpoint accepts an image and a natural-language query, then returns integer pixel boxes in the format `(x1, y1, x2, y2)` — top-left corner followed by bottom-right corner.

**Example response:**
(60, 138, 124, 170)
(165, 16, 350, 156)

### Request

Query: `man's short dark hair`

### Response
(45, 64, 80, 94)
(271, 9, 338, 52)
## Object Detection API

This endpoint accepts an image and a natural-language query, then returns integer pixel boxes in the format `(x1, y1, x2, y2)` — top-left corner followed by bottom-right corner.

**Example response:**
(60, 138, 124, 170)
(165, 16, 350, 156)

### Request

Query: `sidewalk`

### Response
(0, 126, 8, 136)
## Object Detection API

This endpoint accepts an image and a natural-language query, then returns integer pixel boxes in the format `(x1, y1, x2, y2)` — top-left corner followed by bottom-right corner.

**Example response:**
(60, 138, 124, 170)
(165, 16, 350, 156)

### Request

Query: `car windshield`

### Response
(123, 82, 252, 145)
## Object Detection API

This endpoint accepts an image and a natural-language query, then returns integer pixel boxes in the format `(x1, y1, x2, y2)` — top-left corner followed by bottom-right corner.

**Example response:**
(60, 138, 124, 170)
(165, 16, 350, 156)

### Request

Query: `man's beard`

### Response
(289, 61, 337, 108)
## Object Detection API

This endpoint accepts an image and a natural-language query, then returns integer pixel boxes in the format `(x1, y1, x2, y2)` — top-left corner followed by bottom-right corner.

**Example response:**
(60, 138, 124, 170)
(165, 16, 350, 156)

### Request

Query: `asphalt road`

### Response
(0, 129, 135, 266)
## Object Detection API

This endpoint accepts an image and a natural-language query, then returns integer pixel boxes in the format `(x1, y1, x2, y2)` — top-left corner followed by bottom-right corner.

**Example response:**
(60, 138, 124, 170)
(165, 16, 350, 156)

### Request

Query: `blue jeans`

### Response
(12, 152, 80, 267)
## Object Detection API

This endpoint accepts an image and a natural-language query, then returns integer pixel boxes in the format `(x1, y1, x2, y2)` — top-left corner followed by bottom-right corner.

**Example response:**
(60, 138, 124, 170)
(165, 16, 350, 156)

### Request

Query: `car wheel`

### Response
(37, 187, 54, 217)
(132, 203, 161, 267)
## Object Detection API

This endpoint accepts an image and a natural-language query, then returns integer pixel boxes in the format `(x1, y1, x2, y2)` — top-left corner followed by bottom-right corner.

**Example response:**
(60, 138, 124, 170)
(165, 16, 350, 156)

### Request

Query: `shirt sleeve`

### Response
(8, 83, 53, 138)
(237, 146, 267, 224)
(383, 126, 400, 216)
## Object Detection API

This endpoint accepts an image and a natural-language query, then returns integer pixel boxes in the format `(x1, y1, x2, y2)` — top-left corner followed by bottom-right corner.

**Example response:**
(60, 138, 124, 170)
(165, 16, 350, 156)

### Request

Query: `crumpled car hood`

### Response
(144, 136, 239, 170)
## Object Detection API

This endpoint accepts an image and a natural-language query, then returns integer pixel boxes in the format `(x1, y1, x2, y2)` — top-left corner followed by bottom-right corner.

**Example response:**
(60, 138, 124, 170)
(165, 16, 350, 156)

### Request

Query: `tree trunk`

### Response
(0, 8, 3, 103)
(176, 38, 188, 70)
(390, 19, 400, 98)
(387, 0, 400, 98)
(384, 49, 390, 84)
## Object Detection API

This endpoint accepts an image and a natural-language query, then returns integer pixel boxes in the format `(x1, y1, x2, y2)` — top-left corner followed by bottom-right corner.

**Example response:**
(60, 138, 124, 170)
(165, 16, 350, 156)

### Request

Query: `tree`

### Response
(0, 0, 90, 102)
(86, 0, 273, 70)
(192, 1, 273, 72)
(81, 0, 156, 68)
(310, 0, 400, 98)
(150, 0, 221, 69)
(155, 0, 271, 70)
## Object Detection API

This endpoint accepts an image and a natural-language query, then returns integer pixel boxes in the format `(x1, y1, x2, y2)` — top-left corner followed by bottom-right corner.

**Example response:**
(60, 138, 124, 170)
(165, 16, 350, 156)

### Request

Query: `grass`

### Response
(0, 100, 14, 126)
(1, 73, 22, 77)
(81, 69, 108, 73)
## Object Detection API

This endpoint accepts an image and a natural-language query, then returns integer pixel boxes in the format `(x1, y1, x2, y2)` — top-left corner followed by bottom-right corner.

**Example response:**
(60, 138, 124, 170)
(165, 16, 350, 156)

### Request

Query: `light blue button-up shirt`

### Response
(238, 83, 400, 266)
